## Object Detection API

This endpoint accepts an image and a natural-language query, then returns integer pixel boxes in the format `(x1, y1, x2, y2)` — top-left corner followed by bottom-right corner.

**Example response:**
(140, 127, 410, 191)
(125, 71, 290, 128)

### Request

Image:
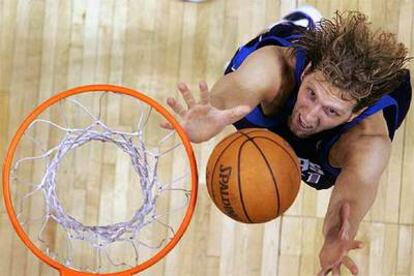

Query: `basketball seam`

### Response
(244, 131, 300, 172)
(251, 136, 302, 213)
(237, 139, 255, 223)
(241, 132, 301, 180)
(252, 136, 302, 183)
(240, 132, 281, 219)
(208, 129, 271, 204)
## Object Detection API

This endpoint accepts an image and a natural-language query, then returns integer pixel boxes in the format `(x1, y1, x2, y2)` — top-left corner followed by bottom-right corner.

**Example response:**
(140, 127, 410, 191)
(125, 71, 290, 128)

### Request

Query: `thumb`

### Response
(222, 105, 251, 124)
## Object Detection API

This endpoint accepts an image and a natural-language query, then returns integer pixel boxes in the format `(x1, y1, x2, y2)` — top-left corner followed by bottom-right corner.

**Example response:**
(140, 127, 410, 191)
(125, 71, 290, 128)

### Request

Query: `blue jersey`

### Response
(225, 21, 412, 190)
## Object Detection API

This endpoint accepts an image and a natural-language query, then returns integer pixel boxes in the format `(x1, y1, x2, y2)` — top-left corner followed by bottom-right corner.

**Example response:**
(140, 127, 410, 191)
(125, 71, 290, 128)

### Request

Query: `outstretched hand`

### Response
(318, 203, 364, 276)
(162, 81, 251, 143)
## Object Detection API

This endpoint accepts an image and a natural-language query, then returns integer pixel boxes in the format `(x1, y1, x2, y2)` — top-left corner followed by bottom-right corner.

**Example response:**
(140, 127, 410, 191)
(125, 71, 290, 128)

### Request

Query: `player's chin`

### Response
(294, 132, 309, 138)
(292, 128, 315, 138)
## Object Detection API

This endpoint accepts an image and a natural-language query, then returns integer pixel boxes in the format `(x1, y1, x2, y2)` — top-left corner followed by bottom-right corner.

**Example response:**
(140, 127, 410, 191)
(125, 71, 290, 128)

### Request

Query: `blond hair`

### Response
(293, 11, 410, 111)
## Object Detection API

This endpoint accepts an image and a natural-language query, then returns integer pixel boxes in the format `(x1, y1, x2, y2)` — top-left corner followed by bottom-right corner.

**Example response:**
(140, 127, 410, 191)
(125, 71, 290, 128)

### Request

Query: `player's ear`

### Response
(300, 62, 312, 81)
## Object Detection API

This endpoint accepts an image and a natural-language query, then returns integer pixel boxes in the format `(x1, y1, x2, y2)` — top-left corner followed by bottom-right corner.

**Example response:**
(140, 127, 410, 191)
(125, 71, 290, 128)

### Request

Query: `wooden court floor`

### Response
(0, 0, 413, 275)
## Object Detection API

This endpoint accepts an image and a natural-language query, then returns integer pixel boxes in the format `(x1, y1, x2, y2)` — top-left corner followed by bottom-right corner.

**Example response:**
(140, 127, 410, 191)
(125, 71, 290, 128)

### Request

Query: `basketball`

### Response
(206, 128, 301, 223)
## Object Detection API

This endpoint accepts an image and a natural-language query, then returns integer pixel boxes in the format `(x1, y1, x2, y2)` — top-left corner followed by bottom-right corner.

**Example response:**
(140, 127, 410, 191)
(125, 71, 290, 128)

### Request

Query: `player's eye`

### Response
(309, 89, 315, 96)
(308, 89, 316, 100)
(326, 107, 338, 116)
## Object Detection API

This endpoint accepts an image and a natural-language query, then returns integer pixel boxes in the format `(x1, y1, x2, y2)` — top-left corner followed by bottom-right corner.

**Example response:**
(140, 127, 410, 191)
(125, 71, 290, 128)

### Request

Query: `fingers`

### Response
(319, 259, 359, 276)
(199, 80, 209, 104)
(349, 240, 364, 250)
(317, 269, 326, 276)
(177, 82, 196, 108)
(167, 97, 186, 118)
(317, 268, 332, 276)
(331, 266, 340, 276)
(222, 105, 251, 124)
(175, 81, 210, 108)
(342, 256, 359, 275)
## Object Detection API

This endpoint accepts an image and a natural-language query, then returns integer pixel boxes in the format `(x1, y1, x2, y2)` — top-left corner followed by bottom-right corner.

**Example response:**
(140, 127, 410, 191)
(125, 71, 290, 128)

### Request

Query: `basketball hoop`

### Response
(3, 85, 198, 275)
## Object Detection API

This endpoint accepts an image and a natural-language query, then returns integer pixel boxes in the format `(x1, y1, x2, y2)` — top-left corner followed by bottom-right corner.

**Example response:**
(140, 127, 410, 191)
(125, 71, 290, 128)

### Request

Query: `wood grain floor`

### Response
(0, 0, 413, 275)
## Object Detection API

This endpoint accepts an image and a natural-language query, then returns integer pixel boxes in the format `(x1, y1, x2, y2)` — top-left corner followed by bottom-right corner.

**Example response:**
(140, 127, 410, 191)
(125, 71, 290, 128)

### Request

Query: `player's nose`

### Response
(302, 105, 320, 125)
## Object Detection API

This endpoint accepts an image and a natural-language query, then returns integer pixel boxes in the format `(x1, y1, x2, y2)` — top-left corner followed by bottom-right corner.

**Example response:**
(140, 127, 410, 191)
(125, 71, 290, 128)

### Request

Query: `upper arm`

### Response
(341, 135, 391, 184)
(332, 135, 391, 202)
(210, 46, 294, 110)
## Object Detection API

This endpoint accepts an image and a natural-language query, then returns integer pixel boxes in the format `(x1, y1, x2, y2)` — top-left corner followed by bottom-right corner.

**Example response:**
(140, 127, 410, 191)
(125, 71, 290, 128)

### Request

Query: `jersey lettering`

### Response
(299, 158, 324, 184)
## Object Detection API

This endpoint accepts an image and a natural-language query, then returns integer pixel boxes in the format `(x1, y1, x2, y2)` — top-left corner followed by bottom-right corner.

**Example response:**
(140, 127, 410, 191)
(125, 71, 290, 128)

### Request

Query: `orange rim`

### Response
(2, 84, 198, 275)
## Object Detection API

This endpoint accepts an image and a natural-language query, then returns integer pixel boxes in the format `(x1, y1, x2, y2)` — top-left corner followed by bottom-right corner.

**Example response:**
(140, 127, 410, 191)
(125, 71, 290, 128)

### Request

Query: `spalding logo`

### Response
(218, 164, 240, 220)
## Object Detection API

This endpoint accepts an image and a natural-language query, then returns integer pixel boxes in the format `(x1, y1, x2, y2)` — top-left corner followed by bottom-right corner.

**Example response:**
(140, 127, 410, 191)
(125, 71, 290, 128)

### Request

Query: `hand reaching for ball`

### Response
(161, 81, 251, 143)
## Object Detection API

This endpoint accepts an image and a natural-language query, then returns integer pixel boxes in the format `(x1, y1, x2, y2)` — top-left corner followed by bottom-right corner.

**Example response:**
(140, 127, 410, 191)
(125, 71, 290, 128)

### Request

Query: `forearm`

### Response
(323, 176, 379, 240)
(209, 73, 263, 111)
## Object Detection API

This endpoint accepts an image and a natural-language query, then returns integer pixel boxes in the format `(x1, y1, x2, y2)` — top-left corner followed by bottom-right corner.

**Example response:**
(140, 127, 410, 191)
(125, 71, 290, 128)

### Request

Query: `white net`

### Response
(9, 90, 196, 273)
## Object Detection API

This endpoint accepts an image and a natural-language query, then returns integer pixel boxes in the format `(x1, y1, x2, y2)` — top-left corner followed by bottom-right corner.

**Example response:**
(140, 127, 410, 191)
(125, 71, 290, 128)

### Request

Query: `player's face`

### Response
(289, 70, 361, 138)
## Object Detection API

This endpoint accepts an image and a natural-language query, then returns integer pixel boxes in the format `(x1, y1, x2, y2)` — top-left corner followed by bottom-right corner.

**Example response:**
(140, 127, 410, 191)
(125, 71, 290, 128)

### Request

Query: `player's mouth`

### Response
(298, 114, 313, 130)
